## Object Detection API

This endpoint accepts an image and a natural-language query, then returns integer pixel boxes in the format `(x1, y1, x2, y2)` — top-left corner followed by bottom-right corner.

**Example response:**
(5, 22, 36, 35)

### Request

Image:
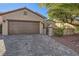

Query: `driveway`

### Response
(0, 34, 78, 56)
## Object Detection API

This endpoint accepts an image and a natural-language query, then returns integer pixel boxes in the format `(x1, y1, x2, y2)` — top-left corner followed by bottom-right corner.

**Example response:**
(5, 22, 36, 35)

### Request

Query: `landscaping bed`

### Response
(52, 34, 79, 53)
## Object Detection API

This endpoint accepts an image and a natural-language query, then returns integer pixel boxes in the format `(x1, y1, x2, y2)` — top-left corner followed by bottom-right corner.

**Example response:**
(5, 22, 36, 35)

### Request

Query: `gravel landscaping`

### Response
(0, 34, 78, 56)
(53, 34, 79, 54)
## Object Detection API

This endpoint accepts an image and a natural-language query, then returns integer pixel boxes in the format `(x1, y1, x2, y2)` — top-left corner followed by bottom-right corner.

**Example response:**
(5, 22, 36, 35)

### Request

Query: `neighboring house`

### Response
(0, 7, 47, 35)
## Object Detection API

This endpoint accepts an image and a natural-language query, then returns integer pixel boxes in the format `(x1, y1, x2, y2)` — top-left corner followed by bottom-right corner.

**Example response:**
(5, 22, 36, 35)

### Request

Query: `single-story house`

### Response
(0, 7, 47, 35)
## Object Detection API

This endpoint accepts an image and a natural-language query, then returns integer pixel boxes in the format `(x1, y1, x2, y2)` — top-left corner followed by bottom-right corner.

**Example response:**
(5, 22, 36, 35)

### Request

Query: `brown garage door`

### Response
(8, 20, 39, 34)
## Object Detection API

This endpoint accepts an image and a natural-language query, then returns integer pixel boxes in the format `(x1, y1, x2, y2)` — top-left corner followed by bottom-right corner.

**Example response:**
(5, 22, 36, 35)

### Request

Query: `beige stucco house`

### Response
(0, 7, 47, 35)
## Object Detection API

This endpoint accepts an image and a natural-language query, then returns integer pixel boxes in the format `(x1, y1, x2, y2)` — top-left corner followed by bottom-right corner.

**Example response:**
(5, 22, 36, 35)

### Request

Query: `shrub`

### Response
(53, 27, 64, 36)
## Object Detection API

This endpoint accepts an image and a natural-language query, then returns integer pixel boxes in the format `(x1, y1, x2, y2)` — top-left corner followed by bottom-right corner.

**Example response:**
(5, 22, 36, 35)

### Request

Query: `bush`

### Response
(53, 27, 64, 36)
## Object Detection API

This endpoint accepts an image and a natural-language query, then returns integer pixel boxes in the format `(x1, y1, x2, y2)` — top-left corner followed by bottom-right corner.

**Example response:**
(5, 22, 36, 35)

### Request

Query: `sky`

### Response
(0, 3, 48, 17)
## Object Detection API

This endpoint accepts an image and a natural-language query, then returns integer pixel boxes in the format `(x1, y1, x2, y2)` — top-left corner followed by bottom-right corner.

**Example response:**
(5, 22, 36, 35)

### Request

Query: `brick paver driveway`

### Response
(0, 34, 78, 56)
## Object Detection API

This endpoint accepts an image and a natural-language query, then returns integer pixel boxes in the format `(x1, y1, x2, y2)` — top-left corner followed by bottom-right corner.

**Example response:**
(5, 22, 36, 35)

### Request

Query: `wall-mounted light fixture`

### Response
(3, 20, 6, 22)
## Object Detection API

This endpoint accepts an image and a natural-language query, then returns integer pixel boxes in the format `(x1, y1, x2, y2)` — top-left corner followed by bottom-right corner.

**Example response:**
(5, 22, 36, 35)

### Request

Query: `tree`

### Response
(38, 3, 79, 23)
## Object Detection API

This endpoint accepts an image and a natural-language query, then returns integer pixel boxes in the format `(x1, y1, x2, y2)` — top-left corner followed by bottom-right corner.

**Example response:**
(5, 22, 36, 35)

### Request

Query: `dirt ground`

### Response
(53, 34, 79, 54)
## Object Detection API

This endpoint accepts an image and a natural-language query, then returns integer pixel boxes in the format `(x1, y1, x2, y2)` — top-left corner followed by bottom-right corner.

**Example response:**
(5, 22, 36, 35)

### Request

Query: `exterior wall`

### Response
(2, 20, 8, 35)
(48, 27, 53, 36)
(0, 16, 3, 24)
(73, 20, 79, 25)
(0, 16, 3, 33)
(43, 28, 46, 35)
(1, 9, 45, 35)
(39, 22, 44, 34)
(2, 9, 44, 22)
(2, 20, 43, 35)
(48, 24, 53, 36)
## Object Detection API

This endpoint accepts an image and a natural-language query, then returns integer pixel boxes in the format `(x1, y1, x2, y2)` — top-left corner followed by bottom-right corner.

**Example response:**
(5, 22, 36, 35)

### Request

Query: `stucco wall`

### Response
(48, 24, 53, 36)
(73, 20, 79, 25)
(0, 16, 3, 24)
(39, 22, 44, 34)
(2, 9, 44, 22)
(2, 20, 8, 35)
(2, 9, 45, 35)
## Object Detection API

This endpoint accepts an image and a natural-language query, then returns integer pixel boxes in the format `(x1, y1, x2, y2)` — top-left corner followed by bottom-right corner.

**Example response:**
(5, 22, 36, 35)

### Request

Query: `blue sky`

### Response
(0, 3, 48, 17)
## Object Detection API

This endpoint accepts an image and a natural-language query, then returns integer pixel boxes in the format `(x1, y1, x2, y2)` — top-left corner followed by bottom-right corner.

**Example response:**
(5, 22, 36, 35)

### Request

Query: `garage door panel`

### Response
(8, 21, 39, 34)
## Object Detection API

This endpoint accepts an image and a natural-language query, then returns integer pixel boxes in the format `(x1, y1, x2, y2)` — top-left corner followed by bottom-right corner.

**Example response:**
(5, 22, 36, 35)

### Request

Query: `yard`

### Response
(51, 23, 79, 54)
(53, 34, 79, 53)
(75, 25, 79, 33)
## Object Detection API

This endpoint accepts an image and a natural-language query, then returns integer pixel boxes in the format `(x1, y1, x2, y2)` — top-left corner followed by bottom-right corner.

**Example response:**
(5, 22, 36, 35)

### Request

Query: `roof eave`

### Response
(0, 7, 47, 19)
